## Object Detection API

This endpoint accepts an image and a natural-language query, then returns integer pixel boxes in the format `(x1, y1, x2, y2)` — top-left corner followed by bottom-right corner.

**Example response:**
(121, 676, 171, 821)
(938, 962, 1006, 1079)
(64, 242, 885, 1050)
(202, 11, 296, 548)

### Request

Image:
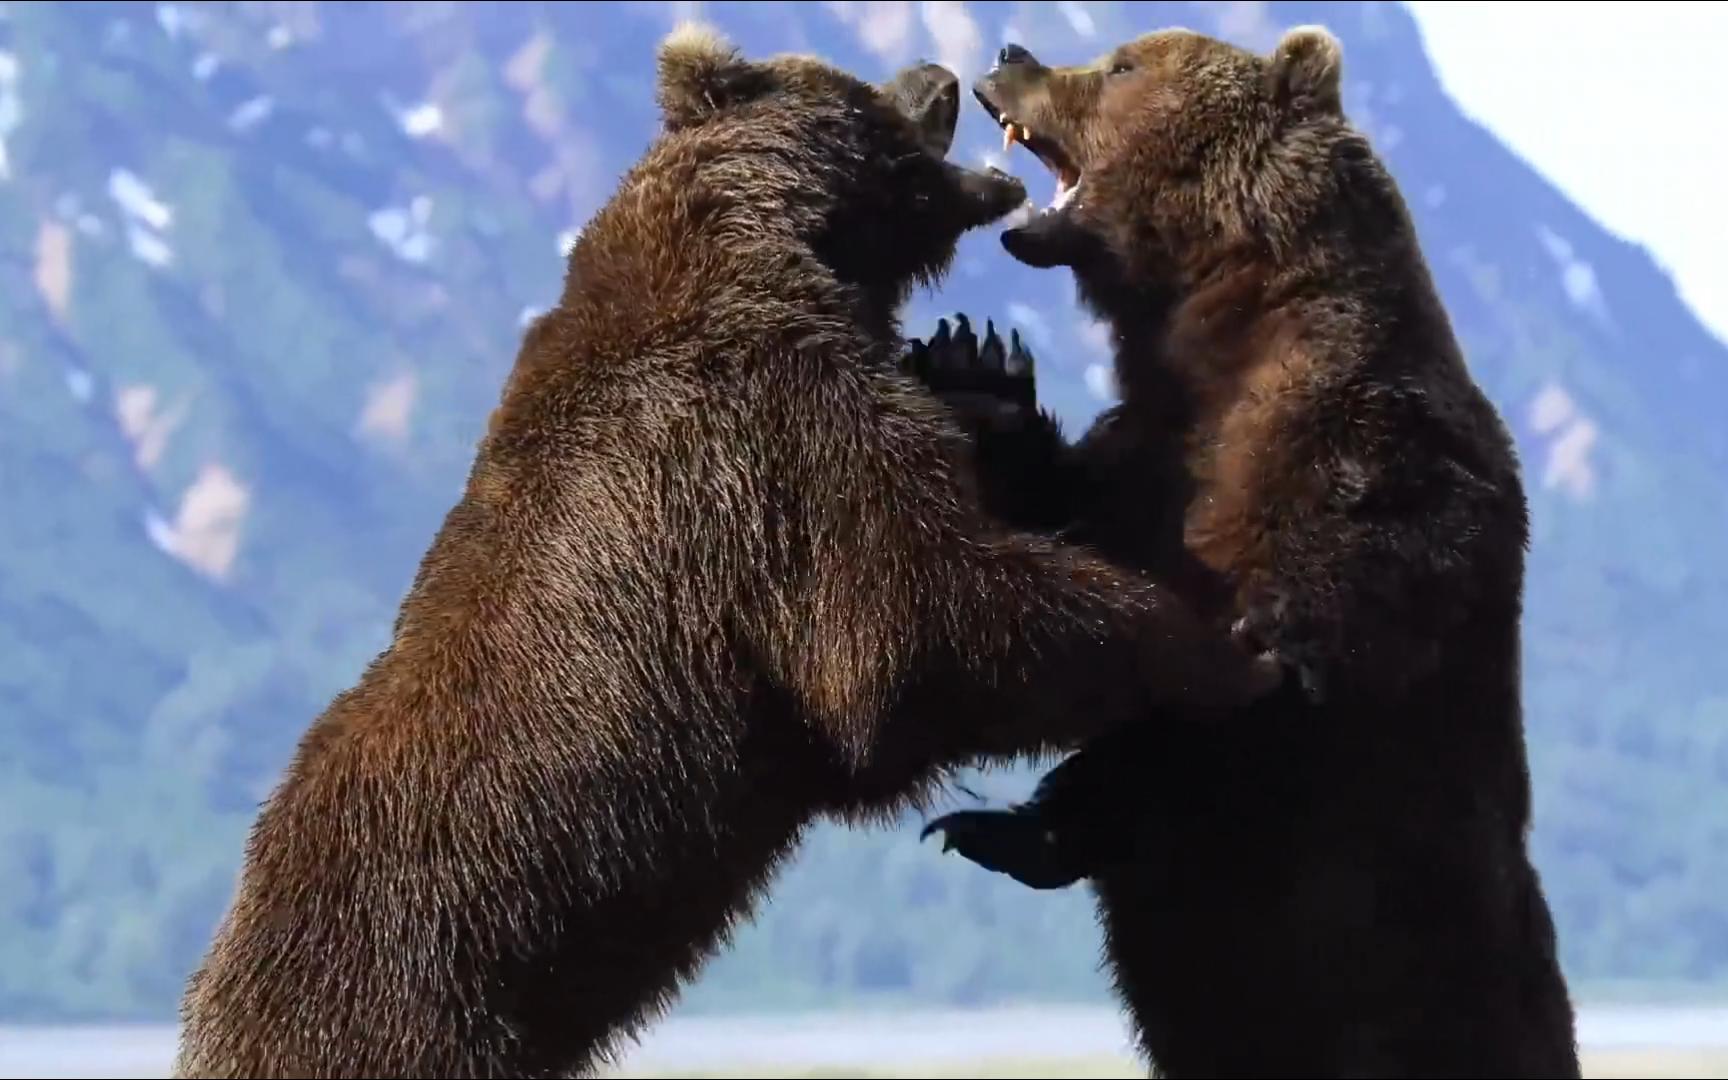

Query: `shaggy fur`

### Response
(920, 25, 1581, 1077)
(170, 26, 1280, 1080)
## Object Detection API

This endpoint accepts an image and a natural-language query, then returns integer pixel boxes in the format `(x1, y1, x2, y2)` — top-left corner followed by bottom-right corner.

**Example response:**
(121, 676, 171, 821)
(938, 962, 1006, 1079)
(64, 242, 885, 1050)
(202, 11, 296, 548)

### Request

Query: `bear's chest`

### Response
(1178, 391, 1292, 597)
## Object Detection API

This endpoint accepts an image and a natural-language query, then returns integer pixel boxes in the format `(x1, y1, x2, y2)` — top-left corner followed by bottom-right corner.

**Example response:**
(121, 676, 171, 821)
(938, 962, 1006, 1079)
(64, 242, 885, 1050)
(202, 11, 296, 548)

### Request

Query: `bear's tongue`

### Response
(1002, 122, 1081, 211)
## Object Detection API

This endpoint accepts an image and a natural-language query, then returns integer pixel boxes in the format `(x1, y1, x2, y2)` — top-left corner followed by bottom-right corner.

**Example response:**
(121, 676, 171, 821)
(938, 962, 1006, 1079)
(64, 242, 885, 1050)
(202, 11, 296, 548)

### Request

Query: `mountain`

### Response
(0, 0, 1723, 1022)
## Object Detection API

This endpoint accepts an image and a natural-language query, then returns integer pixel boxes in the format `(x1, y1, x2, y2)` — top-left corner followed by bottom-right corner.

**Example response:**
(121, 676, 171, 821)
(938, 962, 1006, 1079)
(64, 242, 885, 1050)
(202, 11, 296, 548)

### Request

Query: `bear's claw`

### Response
(900, 311, 1037, 417)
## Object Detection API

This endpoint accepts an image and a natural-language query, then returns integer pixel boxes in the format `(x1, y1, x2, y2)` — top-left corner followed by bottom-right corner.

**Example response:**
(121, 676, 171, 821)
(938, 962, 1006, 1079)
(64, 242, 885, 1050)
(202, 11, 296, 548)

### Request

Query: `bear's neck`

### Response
(1071, 251, 1269, 428)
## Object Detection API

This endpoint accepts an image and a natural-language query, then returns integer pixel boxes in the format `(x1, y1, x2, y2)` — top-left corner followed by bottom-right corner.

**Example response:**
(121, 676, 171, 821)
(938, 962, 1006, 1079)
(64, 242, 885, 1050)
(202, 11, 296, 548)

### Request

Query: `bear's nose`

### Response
(997, 43, 1034, 67)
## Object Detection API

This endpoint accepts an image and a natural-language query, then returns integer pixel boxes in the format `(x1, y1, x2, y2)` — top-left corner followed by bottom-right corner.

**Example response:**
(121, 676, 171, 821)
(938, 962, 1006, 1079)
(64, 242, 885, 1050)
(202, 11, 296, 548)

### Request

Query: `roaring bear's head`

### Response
(972, 25, 1356, 277)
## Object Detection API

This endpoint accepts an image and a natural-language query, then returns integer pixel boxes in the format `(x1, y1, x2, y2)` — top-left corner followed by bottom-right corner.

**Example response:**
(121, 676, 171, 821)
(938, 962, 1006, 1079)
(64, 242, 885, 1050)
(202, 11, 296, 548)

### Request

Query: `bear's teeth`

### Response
(1050, 175, 1081, 212)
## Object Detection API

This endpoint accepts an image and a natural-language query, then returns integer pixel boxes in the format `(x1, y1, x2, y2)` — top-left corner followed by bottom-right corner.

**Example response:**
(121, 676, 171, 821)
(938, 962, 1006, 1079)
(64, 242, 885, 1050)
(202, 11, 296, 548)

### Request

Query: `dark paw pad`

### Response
(920, 808, 1085, 890)
(901, 313, 1037, 417)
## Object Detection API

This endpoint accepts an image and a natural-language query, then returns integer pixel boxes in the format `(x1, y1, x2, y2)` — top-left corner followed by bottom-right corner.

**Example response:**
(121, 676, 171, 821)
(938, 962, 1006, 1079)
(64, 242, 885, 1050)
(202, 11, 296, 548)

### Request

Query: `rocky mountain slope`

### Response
(1, 0, 1723, 1019)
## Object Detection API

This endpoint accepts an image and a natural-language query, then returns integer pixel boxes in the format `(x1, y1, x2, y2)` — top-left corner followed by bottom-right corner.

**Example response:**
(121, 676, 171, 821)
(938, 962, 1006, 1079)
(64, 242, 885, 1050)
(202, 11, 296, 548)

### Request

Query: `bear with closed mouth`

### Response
(170, 25, 1284, 1080)
(916, 24, 1581, 1078)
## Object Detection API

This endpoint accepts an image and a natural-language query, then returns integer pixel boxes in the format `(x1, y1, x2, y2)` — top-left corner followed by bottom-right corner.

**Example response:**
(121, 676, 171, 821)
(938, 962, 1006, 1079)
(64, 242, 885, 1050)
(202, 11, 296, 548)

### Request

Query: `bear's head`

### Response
(972, 25, 1354, 282)
(656, 23, 1027, 306)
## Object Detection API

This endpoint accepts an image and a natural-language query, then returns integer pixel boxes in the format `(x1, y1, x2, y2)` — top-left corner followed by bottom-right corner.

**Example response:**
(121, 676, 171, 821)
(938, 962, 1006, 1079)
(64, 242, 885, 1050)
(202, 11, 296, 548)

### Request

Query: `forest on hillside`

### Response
(1, 1, 1725, 1021)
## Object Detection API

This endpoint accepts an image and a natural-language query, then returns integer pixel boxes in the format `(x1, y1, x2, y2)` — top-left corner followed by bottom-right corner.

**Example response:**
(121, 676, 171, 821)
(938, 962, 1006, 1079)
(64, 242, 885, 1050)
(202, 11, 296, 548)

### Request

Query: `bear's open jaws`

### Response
(975, 87, 1081, 212)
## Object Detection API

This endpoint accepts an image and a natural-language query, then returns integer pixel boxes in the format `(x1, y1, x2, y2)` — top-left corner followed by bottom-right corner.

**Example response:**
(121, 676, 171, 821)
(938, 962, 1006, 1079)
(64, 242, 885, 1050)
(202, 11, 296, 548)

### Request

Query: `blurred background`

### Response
(1, 1, 1724, 1076)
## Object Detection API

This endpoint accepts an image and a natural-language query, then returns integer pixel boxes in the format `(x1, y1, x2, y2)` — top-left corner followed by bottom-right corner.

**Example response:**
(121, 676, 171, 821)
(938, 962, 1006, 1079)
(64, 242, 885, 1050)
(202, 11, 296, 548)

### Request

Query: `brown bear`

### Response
(169, 25, 1284, 1080)
(917, 24, 1582, 1078)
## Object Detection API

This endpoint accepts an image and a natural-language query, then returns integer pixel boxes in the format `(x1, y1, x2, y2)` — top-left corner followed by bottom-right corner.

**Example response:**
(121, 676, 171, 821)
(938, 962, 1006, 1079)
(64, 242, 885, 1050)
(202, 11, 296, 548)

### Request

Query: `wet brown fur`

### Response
(932, 25, 1581, 1078)
(169, 25, 1279, 1080)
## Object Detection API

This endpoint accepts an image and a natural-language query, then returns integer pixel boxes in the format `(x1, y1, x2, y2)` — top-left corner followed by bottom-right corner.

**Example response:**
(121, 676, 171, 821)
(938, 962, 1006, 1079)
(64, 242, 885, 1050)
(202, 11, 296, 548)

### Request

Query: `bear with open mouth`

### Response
(915, 24, 1581, 1078)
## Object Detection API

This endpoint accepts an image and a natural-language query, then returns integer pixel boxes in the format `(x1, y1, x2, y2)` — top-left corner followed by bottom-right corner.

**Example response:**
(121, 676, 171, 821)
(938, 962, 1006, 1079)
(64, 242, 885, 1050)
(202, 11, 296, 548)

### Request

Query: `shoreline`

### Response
(4, 1003, 1727, 1077)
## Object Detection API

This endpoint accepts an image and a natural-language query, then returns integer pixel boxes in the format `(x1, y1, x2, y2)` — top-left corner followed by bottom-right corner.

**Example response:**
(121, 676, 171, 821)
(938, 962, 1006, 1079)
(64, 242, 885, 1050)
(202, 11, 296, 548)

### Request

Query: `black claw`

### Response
(980, 319, 1005, 372)
(1007, 328, 1033, 376)
(900, 336, 930, 379)
(900, 312, 1039, 416)
(930, 317, 951, 353)
(920, 819, 959, 853)
(953, 313, 976, 362)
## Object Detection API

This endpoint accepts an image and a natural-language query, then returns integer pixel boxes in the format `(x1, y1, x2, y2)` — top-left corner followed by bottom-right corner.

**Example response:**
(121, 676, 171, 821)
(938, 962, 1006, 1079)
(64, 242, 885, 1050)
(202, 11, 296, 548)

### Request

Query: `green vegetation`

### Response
(1, 1, 1724, 1024)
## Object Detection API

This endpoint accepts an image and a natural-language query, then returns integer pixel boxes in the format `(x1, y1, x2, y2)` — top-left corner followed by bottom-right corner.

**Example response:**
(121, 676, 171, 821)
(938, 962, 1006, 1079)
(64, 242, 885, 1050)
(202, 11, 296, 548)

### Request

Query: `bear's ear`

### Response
(656, 22, 774, 130)
(1269, 25, 1343, 115)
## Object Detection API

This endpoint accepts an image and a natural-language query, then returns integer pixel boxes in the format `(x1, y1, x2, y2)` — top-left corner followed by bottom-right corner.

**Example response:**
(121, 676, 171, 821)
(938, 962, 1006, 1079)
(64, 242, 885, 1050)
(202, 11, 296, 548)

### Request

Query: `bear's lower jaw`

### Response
(1002, 217, 1072, 269)
(1001, 190, 1090, 269)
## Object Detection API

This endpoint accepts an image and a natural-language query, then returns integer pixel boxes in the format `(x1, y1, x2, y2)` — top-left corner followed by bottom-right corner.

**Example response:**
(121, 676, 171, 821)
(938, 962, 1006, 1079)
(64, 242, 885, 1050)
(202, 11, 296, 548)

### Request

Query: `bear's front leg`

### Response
(920, 807, 1085, 890)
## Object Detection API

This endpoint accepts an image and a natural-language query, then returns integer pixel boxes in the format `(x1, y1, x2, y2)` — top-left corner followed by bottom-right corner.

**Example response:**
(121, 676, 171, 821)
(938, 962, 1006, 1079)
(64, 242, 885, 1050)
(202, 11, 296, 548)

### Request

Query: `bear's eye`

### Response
(1108, 61, 1134, 76)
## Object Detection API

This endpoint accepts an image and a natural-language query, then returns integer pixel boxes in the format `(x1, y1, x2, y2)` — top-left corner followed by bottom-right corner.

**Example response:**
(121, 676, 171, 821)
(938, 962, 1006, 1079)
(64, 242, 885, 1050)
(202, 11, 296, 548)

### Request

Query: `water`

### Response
(2, 1004, 1724, 1077)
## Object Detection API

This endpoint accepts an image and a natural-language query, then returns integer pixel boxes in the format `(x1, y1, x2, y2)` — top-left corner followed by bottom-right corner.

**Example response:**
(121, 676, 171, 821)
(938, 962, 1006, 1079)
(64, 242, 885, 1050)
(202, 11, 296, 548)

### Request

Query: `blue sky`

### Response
(1406, 1, 1727, 344)
(826, 1, 1728, 348)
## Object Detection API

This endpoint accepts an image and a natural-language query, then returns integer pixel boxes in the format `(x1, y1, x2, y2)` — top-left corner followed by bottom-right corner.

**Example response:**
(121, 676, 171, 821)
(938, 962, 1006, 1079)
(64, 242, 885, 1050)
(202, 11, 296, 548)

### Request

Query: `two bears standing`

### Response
(170, 19, 1580, 1080)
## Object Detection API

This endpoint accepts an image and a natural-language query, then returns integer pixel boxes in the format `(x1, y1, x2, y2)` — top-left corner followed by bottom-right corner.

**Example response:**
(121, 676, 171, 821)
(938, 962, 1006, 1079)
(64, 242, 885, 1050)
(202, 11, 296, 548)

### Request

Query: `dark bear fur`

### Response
(917, 24, 1581, 1078)
(170, 25, 1282, 1080)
